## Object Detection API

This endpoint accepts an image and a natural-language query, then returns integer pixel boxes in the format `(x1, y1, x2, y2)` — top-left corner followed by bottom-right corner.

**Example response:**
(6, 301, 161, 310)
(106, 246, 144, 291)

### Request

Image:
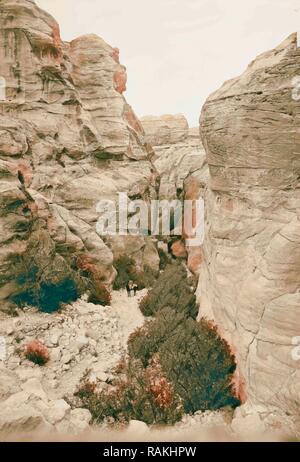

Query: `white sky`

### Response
(37, 0, 300, 127)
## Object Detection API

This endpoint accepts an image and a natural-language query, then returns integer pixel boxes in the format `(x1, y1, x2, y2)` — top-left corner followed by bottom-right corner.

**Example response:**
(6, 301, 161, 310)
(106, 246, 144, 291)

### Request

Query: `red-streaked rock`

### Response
(113, 66, 127, 93)
(123, 105, 144, 134)
(171, 240, 188, 258)
(110, 47, 120, 64)
(187, 246, 204, 275)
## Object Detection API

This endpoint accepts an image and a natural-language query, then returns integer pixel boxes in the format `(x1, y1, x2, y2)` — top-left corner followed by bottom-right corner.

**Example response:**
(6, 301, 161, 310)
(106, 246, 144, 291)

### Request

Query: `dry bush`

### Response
(24, 340, 50, 366)
(88, 282, 112, 306)
(76, 260, 239, 426)
(74, 358, 183, 426)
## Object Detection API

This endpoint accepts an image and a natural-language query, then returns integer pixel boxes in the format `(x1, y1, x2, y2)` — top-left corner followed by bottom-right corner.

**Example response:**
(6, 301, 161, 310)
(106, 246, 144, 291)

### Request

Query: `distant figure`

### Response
(126, 280, 133, 297)
(126, 280, 138, 297)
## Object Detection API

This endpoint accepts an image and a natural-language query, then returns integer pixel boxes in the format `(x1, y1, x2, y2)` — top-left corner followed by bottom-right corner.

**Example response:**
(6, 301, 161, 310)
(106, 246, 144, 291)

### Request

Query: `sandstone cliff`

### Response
(199, 33, 300, 429)
(0, 0, 158, 309)
(141, 114, 208, 273)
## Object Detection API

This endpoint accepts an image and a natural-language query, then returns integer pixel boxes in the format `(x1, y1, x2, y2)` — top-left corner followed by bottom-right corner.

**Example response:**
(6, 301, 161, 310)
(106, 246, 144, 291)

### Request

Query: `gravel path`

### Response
(110, 289, 146, 347)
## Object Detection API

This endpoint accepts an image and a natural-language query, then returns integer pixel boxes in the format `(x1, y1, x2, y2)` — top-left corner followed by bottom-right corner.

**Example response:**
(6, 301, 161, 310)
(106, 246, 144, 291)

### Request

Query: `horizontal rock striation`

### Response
(199, 33, 300, 426)
(0, 0, 158, 308)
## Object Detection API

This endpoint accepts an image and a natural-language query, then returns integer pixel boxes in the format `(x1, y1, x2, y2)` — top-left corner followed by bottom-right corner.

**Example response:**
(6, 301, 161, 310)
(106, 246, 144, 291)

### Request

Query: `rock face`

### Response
(141, 115, 208, 273)
(141, 114, 189, 147)
(0, 0, 158, 308)
(199, 33, 300, 425)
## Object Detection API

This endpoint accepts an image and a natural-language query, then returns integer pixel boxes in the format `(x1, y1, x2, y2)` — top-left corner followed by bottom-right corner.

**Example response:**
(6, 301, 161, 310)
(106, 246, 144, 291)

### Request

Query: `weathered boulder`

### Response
(0, 366, 20, 400)
(0, 402, 50, 437)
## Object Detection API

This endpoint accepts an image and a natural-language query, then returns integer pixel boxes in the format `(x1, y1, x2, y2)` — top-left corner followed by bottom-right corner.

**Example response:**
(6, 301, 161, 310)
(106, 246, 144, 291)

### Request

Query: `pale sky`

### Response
(37, 0, 300, 127)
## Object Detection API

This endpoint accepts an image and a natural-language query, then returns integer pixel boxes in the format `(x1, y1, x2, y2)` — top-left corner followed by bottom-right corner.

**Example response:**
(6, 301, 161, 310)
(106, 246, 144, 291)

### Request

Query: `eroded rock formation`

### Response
(199, 33, 300, 428)
(0, 0, 158, 308)
(141, 114, 208, 273)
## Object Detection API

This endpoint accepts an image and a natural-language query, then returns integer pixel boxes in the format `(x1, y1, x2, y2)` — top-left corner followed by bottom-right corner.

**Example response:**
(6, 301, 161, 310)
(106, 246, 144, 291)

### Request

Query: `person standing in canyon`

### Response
(126, 280, 138, 297)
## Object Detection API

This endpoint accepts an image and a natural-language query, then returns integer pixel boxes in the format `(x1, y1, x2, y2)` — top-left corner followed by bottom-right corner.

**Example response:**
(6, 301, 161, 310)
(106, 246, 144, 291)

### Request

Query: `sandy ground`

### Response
(110, 289, 146, 347)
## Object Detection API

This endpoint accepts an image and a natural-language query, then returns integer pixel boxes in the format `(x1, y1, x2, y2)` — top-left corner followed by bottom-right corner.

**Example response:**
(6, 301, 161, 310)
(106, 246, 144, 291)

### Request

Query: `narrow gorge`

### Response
(0, 0, 299, 442)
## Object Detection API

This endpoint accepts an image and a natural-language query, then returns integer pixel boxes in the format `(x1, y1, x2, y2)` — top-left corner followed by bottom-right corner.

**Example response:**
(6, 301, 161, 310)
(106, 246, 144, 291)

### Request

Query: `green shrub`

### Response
(113, 255, 158, 290)
(113, 256, 136, 290)
(128, 308, 187, 367)
(11, 278, 79, 313)
(76, 259, 240, 424)
(134, 265, 158, 289)
(74, 357, 183, 425)
(159, 317, 240, 413)
(158, 248, 169, 270)
(129, 310, 240, 413)
(139, 262, 198, 319)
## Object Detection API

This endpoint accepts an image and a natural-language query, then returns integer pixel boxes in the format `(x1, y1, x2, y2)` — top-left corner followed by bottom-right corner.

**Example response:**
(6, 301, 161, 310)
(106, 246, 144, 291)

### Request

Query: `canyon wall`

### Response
(0, 0, 158, 309)
(141, 114, 208, 274)
(199, 33, 300, 425)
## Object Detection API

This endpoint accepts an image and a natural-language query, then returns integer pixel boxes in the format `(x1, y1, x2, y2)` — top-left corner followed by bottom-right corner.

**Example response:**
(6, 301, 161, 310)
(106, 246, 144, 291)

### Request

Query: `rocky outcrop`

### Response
(199, 33, 300, 428)
(0, 0, 158, 309)
(141, 115, 208, 273)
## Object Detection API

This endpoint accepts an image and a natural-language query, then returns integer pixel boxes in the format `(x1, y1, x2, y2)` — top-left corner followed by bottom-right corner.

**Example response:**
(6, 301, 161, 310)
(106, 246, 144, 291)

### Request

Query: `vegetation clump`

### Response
(24, 340, 50, 366)
(129, 309, 240, 413)
(88, 282, 112, 306)
(139, 262, 198, 318)
(12, 278, 79, 313)
(74, 357, 183, 425)
(113, 255, 157, 290)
